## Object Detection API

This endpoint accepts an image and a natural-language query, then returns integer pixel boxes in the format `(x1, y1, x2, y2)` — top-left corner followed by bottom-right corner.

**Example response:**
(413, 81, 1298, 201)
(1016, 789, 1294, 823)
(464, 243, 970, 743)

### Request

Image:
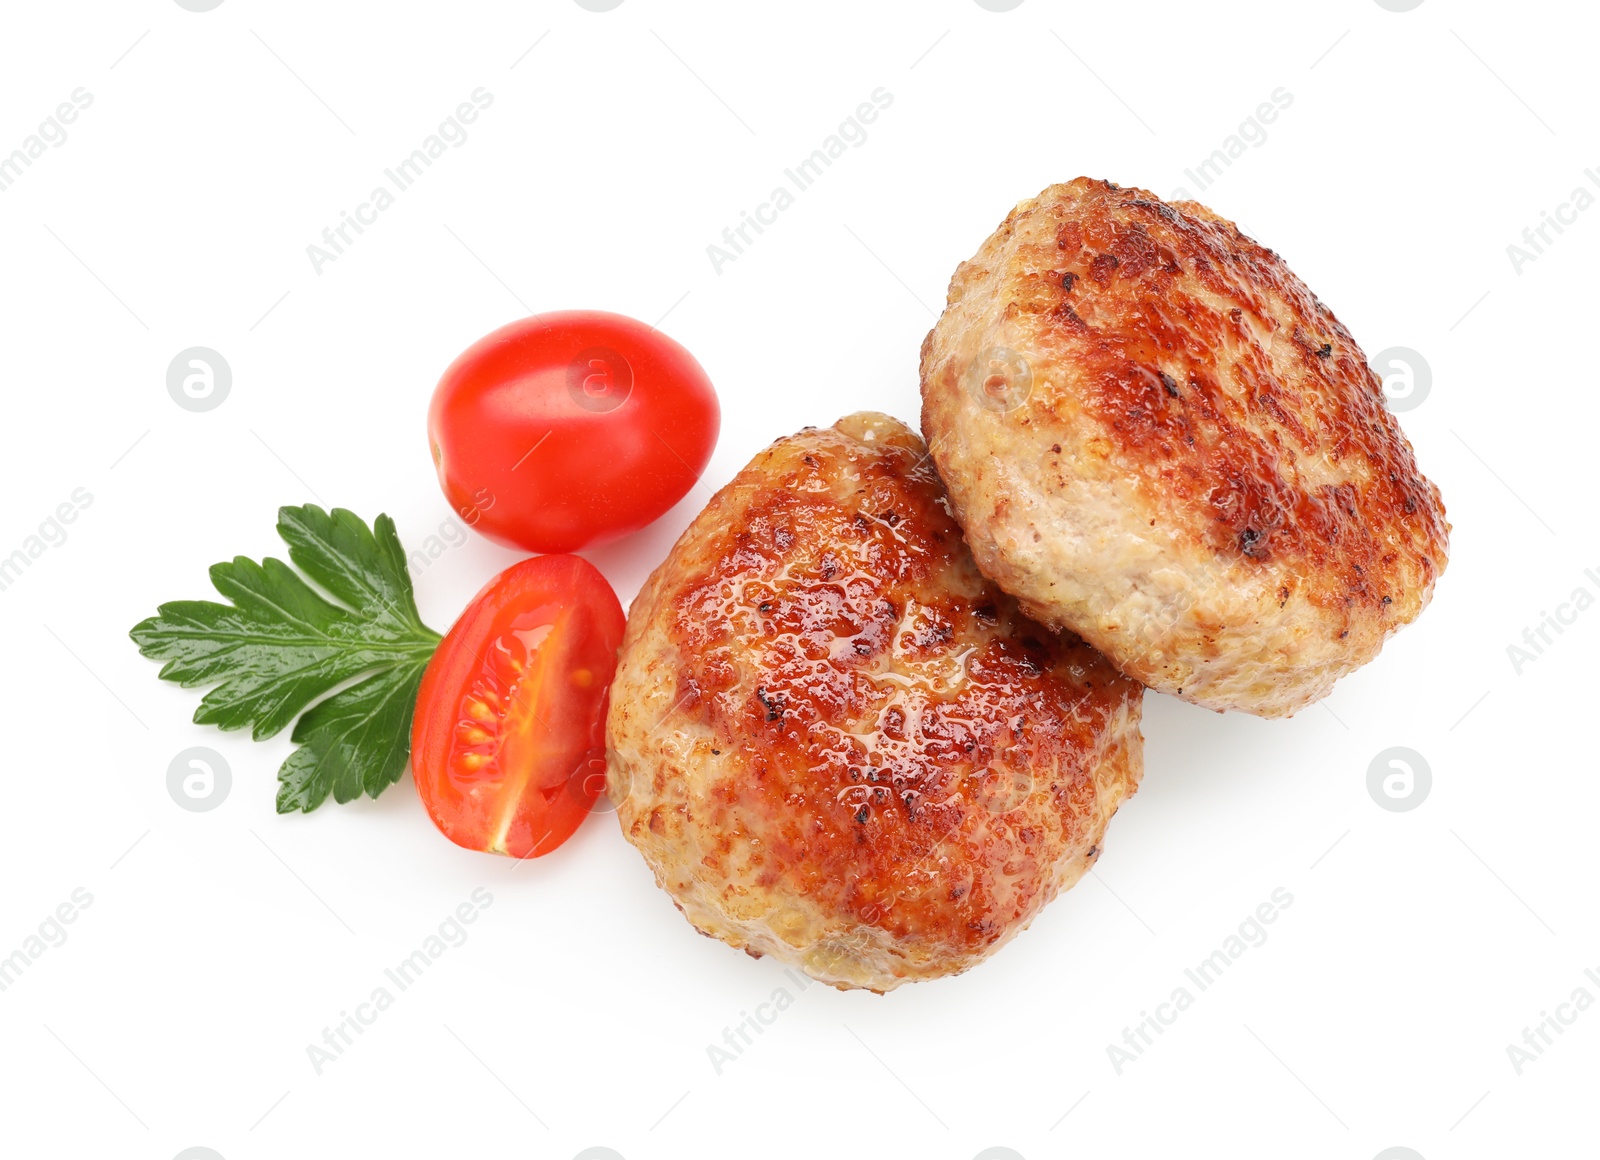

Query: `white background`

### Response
(0, 1, 1595, 1158)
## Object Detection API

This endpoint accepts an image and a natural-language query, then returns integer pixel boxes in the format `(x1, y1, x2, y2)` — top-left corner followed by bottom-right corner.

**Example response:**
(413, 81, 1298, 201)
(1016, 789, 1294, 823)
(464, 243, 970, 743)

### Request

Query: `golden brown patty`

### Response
(920, 178, 1449, 716)
(606, 413, 1143, 991)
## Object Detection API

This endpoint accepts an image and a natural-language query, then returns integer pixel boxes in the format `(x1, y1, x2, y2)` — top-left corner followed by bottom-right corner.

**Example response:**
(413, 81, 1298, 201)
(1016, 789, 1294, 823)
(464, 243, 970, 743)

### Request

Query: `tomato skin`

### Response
(411, 554, 626, 859)
(428, 311, 719, 554)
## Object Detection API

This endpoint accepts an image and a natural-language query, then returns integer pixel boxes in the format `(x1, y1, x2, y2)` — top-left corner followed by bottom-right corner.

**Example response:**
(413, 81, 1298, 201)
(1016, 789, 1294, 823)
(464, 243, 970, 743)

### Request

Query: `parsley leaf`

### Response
(130, 505, 441, 813)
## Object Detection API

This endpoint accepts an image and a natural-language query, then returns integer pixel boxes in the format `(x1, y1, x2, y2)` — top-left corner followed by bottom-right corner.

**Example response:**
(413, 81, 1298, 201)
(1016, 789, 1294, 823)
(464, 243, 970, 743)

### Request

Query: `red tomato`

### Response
(411, 554, 626, 859)
(428, 311, 719, 553)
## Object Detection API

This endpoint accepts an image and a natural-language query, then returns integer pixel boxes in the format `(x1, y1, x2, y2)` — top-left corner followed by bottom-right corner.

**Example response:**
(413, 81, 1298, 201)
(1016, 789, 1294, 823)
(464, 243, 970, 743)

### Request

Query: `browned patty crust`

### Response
(920, 178, 1449, 716)
(606, 413, 1143, 990)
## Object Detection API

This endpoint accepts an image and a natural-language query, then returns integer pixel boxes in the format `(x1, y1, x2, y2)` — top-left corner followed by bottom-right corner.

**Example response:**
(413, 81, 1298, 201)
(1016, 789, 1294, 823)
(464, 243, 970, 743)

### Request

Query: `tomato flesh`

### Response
(428, 310, 720, 554)
(411, 554, 625, 858)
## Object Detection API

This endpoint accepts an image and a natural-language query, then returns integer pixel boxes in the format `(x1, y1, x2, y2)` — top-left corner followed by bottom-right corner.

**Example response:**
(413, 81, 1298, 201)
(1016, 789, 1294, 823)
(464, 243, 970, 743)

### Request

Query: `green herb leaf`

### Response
(130, 505, 441, 814)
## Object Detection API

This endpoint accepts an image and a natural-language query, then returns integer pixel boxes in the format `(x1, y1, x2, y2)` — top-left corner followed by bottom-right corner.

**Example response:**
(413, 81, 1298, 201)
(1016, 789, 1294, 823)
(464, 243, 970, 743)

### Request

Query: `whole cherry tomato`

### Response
(428, 311, 719, 553)
(411, 554, 626, 859)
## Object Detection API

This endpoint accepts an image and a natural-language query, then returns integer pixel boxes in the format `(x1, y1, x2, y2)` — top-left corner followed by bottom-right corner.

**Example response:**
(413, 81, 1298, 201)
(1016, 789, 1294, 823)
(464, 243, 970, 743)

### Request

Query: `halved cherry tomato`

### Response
(428, 311, 720, 554)
(411, 554, 625, 858)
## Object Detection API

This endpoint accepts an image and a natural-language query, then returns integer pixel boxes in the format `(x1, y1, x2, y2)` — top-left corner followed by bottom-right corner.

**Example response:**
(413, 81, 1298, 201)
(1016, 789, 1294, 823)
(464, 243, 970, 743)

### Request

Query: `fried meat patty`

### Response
(920, 178, 1449, 716)
(605, 413, 1143, 991)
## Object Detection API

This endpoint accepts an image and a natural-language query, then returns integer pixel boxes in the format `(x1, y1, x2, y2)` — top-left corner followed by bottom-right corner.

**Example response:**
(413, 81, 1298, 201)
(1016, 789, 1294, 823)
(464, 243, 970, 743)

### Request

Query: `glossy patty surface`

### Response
(606, 412, 1143, 990)
(920, 178, 1449, 716)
